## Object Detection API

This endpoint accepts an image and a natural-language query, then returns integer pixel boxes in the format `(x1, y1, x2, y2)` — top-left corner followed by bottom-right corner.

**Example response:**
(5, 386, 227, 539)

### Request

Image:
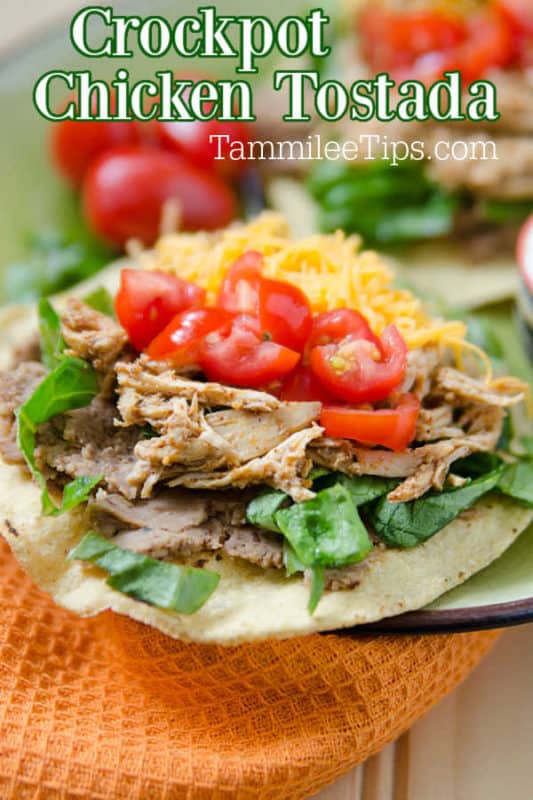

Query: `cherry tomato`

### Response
(49, 92, 139, 186)
(279, 364, 335, 404)
(308, 309, 381, 351)
(200, 315, 300, 388)
(310, 325, 408, 405)
(82, 146, 237, 248)
(158, 119, 251, 177)
(439, 10, 515, 82)
(320, 394, 420, 451)
(115, 269, 205, 351)
(146, 307, 233, 366)
(258, 278, 312, 352)
(217, 251, 263, 314)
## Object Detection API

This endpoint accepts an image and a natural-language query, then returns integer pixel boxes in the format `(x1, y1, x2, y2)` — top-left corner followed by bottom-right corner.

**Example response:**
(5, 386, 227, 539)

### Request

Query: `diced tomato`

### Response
(115, 269, 205, 351)
(217, 254, 312, 351)
(279, 364, 335, 403)
(200, 315, 300, 388)
(357, 6, 466, 72)
(82, 146, 237, 248)
(145, 307, 233, 365)
(257, 278, 312, 352)
(320, 394, 420, 451)
(217, 251, 264, 314)
(357, 3, 515, 81)
(310, 325, 408, 405)
(308, 309, 381, 351)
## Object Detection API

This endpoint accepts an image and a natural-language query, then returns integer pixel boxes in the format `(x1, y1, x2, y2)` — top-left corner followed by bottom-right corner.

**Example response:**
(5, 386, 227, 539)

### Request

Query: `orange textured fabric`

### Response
(0, 537, 498, 800)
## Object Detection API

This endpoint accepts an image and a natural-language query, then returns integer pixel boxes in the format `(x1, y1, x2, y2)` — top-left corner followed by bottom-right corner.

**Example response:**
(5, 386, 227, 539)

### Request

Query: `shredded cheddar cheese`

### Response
(145, 212, 466, 350)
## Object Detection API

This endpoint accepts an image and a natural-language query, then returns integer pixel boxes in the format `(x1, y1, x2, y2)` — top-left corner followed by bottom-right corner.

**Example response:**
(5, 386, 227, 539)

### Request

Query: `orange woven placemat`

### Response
(0, 537, 498, 800)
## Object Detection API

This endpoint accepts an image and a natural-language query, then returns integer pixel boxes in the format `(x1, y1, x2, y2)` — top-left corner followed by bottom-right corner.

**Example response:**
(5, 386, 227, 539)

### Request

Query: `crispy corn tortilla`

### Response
(0, 266, 531, 644)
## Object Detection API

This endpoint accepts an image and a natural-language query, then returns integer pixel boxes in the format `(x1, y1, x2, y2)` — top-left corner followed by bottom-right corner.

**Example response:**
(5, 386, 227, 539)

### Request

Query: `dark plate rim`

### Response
(342, 596, 533, 635)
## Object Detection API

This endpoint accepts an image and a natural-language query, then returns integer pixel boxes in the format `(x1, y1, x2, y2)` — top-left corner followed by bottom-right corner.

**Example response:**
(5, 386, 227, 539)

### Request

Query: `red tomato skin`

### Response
(279, 365, 335, 403)
(115, 269, 205, 352)
(310, 325, 408, 405)
(146, 307, 233, 365)
(50, 119, 138, 186)
(217, 251, 264, 314)
(258, 279, 312, 352)
(200, 316, 300, 388)
(308, 309, 381, 351)
(157, 119, 252, 176)
(320, 394, 420, 451)
(82, 146, 237, 248)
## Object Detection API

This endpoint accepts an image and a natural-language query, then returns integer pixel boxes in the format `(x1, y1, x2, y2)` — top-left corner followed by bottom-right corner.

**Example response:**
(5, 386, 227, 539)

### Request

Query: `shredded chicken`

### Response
(61, 299, 128, 372)
(415, 406, 463, 442)
(169, 425, 323, 502)
(401, 346, 441, 398)
(116, 356, 280, 414)
(435, 367, 525, 407)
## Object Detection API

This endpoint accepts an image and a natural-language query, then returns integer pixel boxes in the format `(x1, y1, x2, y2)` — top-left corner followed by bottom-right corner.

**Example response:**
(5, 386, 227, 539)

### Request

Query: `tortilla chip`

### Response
(0, 267, 531, 644)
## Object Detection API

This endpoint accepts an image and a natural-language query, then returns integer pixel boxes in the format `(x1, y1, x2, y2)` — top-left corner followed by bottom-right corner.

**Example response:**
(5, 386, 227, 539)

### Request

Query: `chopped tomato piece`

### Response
(279, 365, 335, 403)
(115, 269, 205, 351)
(217, 251, 263, 314)
(310, 325, 408, 404)
(146, 307, 233, 366)
(218, 253, 312, 351)
(308, 309, 381, 352)
(320, 394, 420, 451)
(258, 278, 312, 352)
(200, 315, 300, 388)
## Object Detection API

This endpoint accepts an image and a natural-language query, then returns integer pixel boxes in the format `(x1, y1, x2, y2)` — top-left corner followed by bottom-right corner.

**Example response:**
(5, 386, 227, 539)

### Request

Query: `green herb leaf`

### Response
(337, 474, 399, 507)
(498, 462, 533, 507)
(38, 298, 65, 370)
(308, 565, 326, 614)
(83, 286, 116, 318)
(44, 475, 103, 517)
(283, 541, 306, 575)
(16, 357, 99, 515)
(246, 489, 290, 533)
(369, 469, 504, 548)
(69, 531, 220, 614)
(275, 483, 373, 568)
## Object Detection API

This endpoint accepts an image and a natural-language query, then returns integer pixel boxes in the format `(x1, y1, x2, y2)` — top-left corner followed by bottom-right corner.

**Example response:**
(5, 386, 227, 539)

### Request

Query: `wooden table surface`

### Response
(4, 3, 533, 798)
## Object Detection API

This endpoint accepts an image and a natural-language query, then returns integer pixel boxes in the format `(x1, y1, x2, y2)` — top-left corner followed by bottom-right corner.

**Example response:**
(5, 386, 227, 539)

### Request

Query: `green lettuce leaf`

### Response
(69, 531, 220, 614)
(38, 298, 65, 370)
(83, 286, 116, 318)
(16, 357, 100, 515)
(498, 462, 533, 507)
(369, 469, 504, 548)
(275, 483, 373, 568)
(246, 490, 290, 532)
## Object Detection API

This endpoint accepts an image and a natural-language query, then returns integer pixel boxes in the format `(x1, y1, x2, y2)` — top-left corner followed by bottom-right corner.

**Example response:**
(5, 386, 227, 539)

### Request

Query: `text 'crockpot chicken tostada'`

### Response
(0, 213, 532, 643)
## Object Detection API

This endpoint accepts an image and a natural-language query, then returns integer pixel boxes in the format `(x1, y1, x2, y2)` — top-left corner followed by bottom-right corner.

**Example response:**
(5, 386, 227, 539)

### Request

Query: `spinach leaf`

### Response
(453, 452, 503, 479)
(16, 357, 100, 515)
(338, 474, 399, 507)
(83, 286, 116, 318)
(3, 223, 112, 304)
(369, 469, 504, 548)
(69, 531, 220, 614)
(38, 298, 65, 370)
(308, 566, 326, 615)
(275, 483, 373, 568)
(246, 489, 289, 533)
(283, 541, 306, 575)
(498, 462, 533, 507)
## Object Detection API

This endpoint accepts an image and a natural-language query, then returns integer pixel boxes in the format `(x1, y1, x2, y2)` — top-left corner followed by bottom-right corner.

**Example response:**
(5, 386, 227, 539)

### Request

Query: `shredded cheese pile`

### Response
(144, 212, 467, 350)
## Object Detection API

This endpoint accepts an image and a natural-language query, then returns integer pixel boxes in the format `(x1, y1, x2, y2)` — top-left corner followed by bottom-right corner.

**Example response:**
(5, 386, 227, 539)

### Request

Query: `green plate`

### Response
(1, 1, 532, 634)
